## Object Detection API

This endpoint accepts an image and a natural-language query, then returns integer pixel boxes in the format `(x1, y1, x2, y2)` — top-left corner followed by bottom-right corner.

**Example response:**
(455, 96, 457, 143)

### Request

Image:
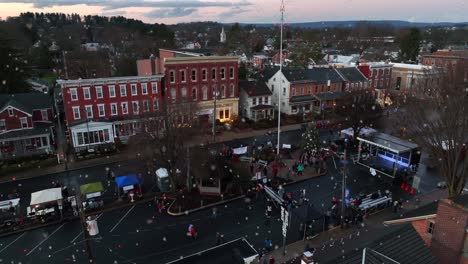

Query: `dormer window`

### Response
(8, 108, 14, 117)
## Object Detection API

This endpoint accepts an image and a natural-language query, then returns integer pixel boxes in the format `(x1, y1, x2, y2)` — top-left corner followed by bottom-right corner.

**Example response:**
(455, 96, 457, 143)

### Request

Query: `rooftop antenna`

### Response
(276, 0, 285, 156)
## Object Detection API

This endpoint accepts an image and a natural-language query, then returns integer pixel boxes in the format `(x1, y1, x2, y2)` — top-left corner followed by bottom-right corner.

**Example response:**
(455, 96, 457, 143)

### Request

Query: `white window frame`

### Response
(121, 102, 128, 115)
(151, 82, 158, 94)
(141, 83, 148, 95)
(230, 84, 235, 97)
(427, 221, 435, 235)
(170, 70, 175, 83)
(40, 109, 48, 120)
(85, 105, 93, 118)
(212, 68, 217, 80)
(20, 117, 28, 128)
(7, 108, 14, 117)
(192, 87, 198, 101)
(221, 68, 226, 80)
(83, 87, 91, 100)
(132, 101, 139, 114)
(70, 88, 78, 101)
(96, 86, 103, 99)
(181, 87, 187, 101)
(110, 103, 118, 116)
(171, 88, 176, 103)
(191, 69, 197, 82)
(153, 98, 159, 111)
(131, 84, 138, 96)
(109, 85, 116, 98)
(230, 67, 234, 79)
(180, 69, 186, 83)
(120, 85, 127, 97)
(97, 104, 105, 117)
(202, 69, 207, 81)
(143, 100, 150, 112)
(72, 106, 80, 120)
(202, 86, 208, 100)
(221, 85, 226, 98)
(0, 119, 5, 131)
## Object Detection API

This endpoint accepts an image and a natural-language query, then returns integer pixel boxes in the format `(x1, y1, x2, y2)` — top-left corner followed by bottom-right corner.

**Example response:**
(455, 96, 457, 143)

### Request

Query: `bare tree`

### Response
(336, 90, 382, 140)
(395, 66, 467, 196)
(134, 97, 201, 192)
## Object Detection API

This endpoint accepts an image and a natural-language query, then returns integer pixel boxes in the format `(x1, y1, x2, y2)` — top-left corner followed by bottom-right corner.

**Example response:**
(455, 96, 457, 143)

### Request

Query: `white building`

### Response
(220, 27, 226, 43)
(239, 80, 274, 121)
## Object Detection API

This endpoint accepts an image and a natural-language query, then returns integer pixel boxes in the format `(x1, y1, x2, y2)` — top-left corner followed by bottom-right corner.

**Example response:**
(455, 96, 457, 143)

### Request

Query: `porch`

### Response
(0, 125, 54, 160)
(69, 121, 115, 154)
(289, 95, 319, 115)
(250, 105, 274, 122)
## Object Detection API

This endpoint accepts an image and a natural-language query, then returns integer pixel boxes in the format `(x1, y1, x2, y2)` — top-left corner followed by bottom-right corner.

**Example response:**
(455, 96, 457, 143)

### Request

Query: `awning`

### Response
(80, 182, 104, 195)
(30, 188, 62, 206)
(341, 127, 377, 138)
(196, 109, 213, 116)
(156, 168, 169, 179)
(115, 174, 140, 188)
(233, 146, 248, 155)
(0, 198, 20, 210)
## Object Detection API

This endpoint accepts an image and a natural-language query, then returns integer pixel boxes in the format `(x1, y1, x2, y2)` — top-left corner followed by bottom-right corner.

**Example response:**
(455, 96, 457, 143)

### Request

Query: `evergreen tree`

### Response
(301, 125, 321, 154)
(398, 28, 421, 62)
(0, 31, 31, 94)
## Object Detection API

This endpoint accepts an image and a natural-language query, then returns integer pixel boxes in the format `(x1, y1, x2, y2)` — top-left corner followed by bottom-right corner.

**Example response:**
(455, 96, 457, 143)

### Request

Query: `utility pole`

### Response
(186, 146, 191, 191)
(212, 85, 218, 143)
(341, 149, 347, 228)
(74, 184, 94, 262)
(276, 0, 285, 157)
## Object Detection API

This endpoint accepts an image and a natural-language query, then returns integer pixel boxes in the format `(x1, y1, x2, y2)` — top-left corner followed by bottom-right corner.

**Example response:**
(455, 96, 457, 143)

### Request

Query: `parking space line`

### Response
(0, 232, 27, 253)
(110, 205, 135, 233)
(26, 223, 65, 256)
(70, 213, 103, 244)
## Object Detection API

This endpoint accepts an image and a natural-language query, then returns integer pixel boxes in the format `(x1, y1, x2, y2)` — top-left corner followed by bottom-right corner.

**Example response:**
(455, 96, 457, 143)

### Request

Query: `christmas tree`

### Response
(301, 124, 321, 154)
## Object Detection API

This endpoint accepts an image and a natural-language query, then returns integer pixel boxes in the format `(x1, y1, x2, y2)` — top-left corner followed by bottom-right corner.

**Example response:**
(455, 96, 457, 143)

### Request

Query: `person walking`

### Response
(269, 256, 275, 264)
(297, 163, 304, 177)
(265, 203, 273, 225)
(264, 238, 272, 252)
(212, 207, 218, 220)
(188, 224, 197, 239)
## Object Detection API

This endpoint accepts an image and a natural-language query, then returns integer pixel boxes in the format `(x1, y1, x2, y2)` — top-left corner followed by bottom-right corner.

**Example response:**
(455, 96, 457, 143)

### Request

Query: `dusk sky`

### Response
(0, 0, 467, 24)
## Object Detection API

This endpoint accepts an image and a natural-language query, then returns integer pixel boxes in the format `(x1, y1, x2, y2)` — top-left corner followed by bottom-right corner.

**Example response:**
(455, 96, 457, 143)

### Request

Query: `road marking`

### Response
(109, 205, 135, 233)
(26, 223, 65, 256)
(70, 213, 103, 244)
(0, 232, 27, 253)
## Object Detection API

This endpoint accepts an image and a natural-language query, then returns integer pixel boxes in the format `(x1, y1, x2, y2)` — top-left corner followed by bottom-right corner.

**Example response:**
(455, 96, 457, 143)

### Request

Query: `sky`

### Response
(0, 0, 467, 24)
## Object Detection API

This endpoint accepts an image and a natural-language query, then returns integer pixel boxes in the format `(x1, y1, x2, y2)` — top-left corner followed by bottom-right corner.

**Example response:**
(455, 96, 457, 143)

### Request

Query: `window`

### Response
(181, 87, 187, 101)
(202, 69, 207, 81)
(264, 97, 269, 104)
(151, 83, 158, 94)
(72, 106, 80, 120)
(427, 221, 435, 234)
(212, 68, 216, 80)
(181, 70, 186, 82)
(85, 105, 93, 118)
(283, 88, 286, 96)
(170, 70, 175, 83)
(221, 68, 226, 79)
(41, 109, 48, 121)
(96, 86, 103, 98)
(292, 88, 296, 96)
(225, 109, 230, 119)
(219, 110, 224, 119)
(111, 103, 118, 116)
(153, 98, 159, 111)
(141, 83, 148, 95)
(292, 106, 298, 113)
(396, 77, 402, 90)
(229, 67, 234, 79)
(192, 87, 198, 101)
(0, 120, 5, 131)
(171, 88, 176, 103)
(259, 97, 263, 104)
(120, 85, 127, 97)
(202, 86, 208, 100)
(83, 87, 91, 100)
(70, 88, 78, 101)
(221, 85, 226, 98)
(271, 84, 275, 92)
(121, 102, 128, 114)
(20, 117, 28, 128)
(132, 101, 139, 114)
(131, 84, 137, 96)
(191, 69, 197, 81)
(109, 85, 116, 98)
(143, 100, 149, 112)
(252, 98, 257, 105)
(230, 84, 235, 97)
(98, 104, 105, 117)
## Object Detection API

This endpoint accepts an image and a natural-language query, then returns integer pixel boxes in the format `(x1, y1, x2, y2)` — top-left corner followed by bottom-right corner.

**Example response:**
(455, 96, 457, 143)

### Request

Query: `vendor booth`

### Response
(356, 132, 421, 180)
(340, 127, 377, 138)
(115, 174, 141, 201)
(155, 168, 170, 192)
(27, 188, 63, 221)
(80, 182, 104, 209)
(0, 198, 21, 228)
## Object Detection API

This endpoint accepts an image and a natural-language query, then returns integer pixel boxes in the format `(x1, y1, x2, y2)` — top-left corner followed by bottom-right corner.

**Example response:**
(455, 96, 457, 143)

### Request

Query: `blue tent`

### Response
(115, 174, 140, 188)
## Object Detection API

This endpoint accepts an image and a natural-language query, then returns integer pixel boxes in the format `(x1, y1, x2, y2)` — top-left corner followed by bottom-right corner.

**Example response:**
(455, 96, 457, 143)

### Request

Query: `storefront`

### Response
(80, 182, 104, 210)
(69, 121, 115, 153)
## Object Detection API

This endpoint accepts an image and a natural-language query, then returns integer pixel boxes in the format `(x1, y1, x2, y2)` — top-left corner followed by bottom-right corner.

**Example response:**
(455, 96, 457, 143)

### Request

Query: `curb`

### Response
(167, 195, 246, 216)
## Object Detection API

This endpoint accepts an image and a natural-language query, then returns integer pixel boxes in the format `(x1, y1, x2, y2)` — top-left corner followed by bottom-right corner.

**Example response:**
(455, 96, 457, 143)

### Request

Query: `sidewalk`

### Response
(258, 188, 448, 264)
(0, 123, 304, 183)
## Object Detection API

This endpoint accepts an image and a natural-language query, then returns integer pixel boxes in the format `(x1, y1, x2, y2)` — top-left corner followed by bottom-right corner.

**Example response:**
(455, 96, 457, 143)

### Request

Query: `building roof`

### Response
(391, 63, 433, 71)
(0, 93, 52, 114)
(164, 56, 239, 65)
(451, 194, 468, 209)
(239, 80, 272, 97)
(57, 75, 164, 87)
(289, 95, 317, 104)
(282, 67, 344, 85)
(326, 224, 439, 264)
(336, 67, 368, 83)
(425, 50, 468, 58)
(166, 238, 257, 264)
(259, 67, 280, 82)
(250, 104, 274, 110)
(357, 132, 419, 154)
(314, 92, 346, 101)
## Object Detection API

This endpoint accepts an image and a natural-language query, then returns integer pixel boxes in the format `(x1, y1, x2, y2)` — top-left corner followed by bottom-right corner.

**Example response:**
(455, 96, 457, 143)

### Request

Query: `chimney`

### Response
(150, 54, 156, 75)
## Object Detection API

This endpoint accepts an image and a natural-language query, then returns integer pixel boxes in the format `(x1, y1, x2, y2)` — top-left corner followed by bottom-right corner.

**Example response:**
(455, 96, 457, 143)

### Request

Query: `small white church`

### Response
(220, 27, 226, 43)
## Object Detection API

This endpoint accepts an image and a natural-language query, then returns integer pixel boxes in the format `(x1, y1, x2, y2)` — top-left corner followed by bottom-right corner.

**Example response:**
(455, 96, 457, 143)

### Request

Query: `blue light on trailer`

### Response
(377, 154, 409, 167)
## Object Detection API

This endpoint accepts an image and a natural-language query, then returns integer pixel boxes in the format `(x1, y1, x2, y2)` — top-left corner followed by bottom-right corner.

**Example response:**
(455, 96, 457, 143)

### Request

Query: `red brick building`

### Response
(0, 93, 54, 160)
(137, 49, 240, 123)
(384, 195, 468, 264)
(57, 75, 164, 153)
(422, 49, 468, 82)
(358, 62, 393, 90)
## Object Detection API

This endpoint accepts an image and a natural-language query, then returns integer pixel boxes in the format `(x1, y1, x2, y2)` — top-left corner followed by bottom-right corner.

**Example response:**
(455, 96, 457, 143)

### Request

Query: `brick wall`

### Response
(411, 219, 433, 247)
(431, 199, 468, 264)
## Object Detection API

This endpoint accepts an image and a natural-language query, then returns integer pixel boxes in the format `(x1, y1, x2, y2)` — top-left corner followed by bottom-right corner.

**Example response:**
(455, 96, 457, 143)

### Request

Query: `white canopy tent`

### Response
(340, 127, 377, 138)
(30, 188, 63, 206)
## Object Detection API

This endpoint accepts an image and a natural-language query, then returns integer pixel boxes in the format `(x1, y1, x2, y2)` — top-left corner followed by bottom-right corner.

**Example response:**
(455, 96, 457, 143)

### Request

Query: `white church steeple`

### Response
(220, 27, 226, 43)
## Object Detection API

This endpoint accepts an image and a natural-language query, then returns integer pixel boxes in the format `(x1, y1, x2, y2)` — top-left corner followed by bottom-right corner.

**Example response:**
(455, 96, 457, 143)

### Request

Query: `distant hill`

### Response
(234, 20, 468, 29)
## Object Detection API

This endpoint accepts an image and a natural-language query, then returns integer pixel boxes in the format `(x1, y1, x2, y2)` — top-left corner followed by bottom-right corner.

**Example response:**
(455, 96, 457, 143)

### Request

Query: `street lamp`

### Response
(212, 86, 220, 143)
